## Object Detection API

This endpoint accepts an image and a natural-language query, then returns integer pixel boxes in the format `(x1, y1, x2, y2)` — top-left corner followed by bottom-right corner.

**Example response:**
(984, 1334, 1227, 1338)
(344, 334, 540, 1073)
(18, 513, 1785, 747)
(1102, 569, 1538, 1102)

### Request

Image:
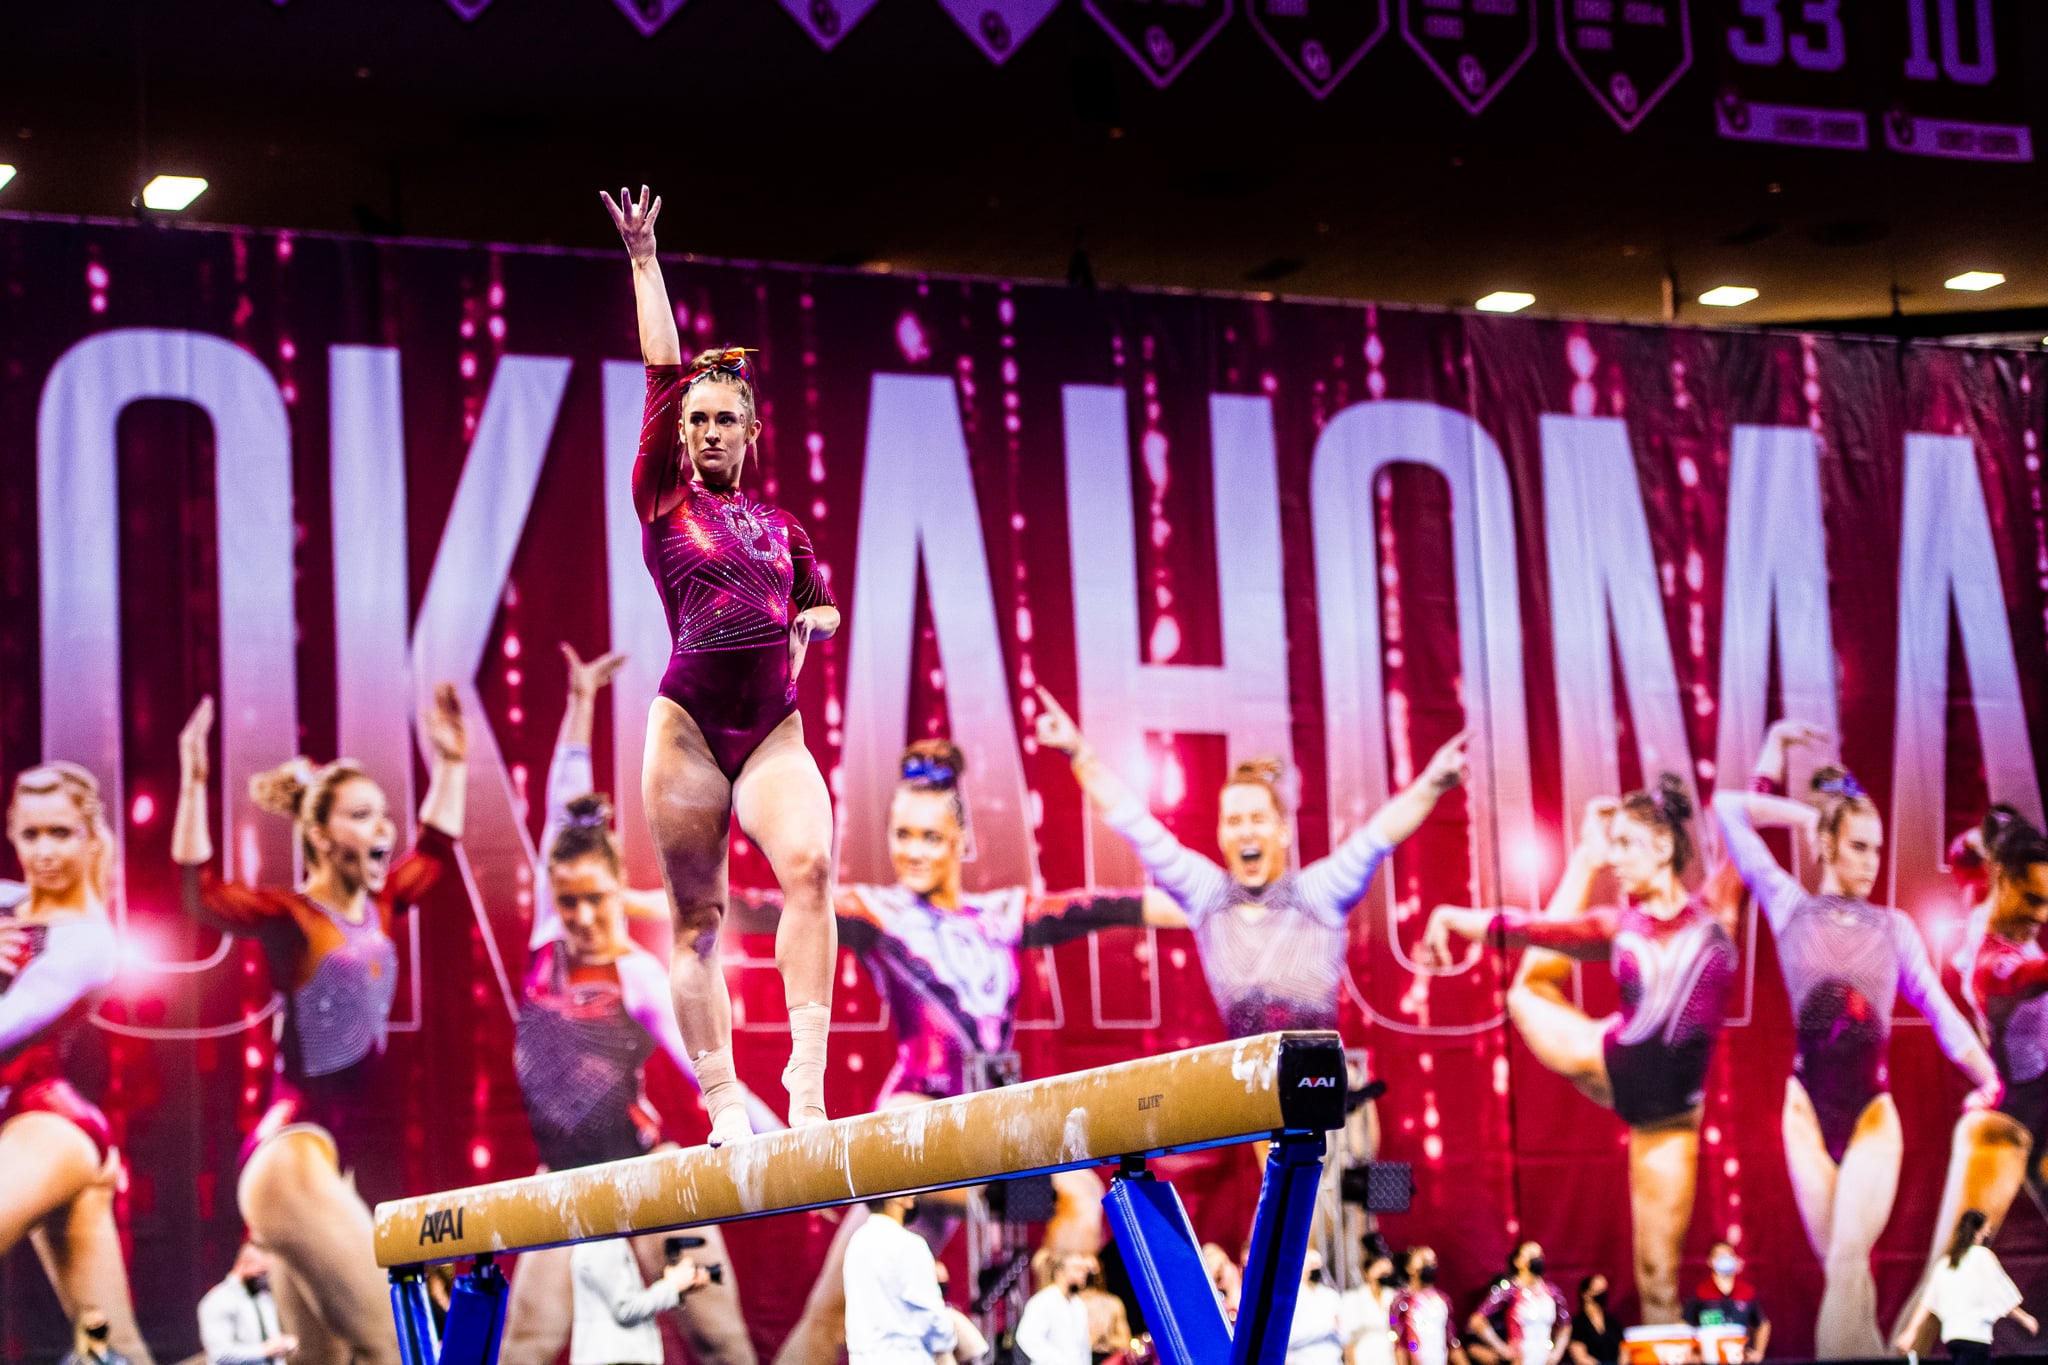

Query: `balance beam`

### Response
(373, 1030, 1343, 1266)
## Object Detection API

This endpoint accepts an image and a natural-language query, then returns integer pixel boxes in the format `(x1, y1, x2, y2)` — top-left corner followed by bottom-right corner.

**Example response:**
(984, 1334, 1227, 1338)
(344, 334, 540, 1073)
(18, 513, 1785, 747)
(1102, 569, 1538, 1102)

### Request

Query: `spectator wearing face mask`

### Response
(1683, 1243, 1769, 1362)
(198, 1244, 296, 1365)
(1342, 1237, 1402, 1365)
(59, 1308, 132, 1365)
(1016, 1251, 1092, 1365)
(1393, 1247, 1464, 1365)
(1567, 1275, 1621, 1365)
(1287, 1249, 1352, 1365)
(844, 1195, 957, 1365)
(1469, 1242, 1570, 1365)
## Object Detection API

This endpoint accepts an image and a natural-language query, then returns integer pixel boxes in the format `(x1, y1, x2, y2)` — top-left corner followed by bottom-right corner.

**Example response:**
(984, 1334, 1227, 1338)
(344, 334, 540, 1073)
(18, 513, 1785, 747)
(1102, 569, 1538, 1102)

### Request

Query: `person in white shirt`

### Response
(844, 1195, 958, 1365)
(1288, 1249, 1352, 1365)
(1341, 1241, 1401, 1365)
(1015, 1252, 1092, 1365)
(1896, 1210, 2039, 1365)
(568, 1236, 709, 1365)
(197, 1245, 296, 1365)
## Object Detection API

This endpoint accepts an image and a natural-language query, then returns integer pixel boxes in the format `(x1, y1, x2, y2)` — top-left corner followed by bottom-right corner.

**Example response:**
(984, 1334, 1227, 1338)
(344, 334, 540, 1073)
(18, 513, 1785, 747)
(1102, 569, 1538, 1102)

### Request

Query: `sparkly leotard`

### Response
(835, 882, 1145, 1098)
(516, 943, 660, 1170)
(0, 883, 116, 1159)
(1716, 793, 1985, 1161)
(184, 827, 453, 1203)
(635, 365, 835, 781)
(1961, 925, 2048, 1186)
(1101, 796, 1394, 1036)
(1495, 899, 1737, 1128)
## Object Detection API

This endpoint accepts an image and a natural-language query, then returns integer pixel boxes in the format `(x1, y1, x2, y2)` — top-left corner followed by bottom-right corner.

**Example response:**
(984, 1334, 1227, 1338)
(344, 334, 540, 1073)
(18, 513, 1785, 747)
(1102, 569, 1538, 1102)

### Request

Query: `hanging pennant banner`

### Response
(1882, 0, 2032, 161)
(1085, 0, 1236, 89)
(1247, 0, 1390, 100)
(1710, 0, 1869, 151)
(1400, 0, 1538, 114)
(777, 0, 883, 49)
(443, 0, 493, 18)
(1557, 0, 1691, 130)
(612, 0, 688, 36)
(936, 0, 1061, 63)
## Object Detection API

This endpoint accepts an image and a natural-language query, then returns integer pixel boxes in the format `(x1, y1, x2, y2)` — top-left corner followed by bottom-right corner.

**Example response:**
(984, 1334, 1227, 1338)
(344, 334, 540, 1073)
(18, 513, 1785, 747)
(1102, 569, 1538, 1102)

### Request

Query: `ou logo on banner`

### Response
(1085, 0, 1234, 89)
(1401, 0, 1539, 115)
(1247, 0, 1389, 100)
(936, 0, 1060, 63)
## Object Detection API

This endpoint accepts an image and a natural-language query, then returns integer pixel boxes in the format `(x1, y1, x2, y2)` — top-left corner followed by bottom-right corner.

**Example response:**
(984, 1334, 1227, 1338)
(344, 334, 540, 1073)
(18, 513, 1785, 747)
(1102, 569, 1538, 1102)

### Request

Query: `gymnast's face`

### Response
(890, 788, 964, 900)
(1823, 809, 1883, 901)
(1991, 860, 2048, 937)
(7, 790, 97, 899)
(1606, 812, 1674, 898)
(1218, 783, 1290, 888)
(550, 854, 625, 962)
(312, 777, 398, 894)
(682, 380, 759, 489)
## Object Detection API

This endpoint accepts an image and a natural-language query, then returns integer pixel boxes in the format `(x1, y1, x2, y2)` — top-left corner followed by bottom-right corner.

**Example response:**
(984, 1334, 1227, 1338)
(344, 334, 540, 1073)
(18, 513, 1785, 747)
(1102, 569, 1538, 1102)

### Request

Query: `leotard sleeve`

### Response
(1102, 794, 1233, 927)
(1489, 907, 1623, 961)
(382, 824, 456, 917)
(1711, 791, 1806, 935)
(633, 364, 687, 524)
(1019, 891, 1146, 948)
(0, 917, 117, 1054)
(1892, 910, 1988, 1064)
(529, 742, 595, 950)
(785, 515, 835, 613)
(182, 865, 302, 935)
(1973, 936, 2048, 1002)
(1297, 824, 1397, 928)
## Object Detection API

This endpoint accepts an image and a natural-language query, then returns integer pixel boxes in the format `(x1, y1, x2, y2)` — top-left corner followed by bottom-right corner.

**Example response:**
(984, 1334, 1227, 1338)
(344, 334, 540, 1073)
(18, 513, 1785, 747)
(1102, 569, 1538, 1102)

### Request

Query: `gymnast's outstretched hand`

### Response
(600, 185, 662, 265)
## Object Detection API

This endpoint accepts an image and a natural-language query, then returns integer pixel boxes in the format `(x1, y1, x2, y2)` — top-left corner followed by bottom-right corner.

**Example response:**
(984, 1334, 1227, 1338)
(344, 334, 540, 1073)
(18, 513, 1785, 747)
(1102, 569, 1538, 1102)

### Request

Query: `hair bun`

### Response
(899, 738, 965, 790)
(564, 793, 614, 829)
(1652, 771, 1693, 824)
(248, 759, 314, 819)
(1229, 756, 1288, 788)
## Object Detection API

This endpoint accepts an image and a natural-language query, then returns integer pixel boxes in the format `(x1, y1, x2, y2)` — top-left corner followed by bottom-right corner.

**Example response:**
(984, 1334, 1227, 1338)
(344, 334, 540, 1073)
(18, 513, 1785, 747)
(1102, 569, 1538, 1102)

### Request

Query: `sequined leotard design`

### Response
(0, 883, 116, 1159)
(1493, 900, 1737, 1128)
(1716, 793, 1985, 1161)
(835, 883, 1145, 1099)
(1100, 795, 1394, 1036)
(634, 365, 835, 781)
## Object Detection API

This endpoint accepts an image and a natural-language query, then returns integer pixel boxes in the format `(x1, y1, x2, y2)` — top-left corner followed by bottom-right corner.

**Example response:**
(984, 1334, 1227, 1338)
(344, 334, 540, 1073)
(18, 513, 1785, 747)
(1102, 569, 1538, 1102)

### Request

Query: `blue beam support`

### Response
(389, 1269, 438, 1365)
(1105, 1162, 1235, 1365)
(440, 1259, 509, 1365)
(1230, 1133, 1328, 1365)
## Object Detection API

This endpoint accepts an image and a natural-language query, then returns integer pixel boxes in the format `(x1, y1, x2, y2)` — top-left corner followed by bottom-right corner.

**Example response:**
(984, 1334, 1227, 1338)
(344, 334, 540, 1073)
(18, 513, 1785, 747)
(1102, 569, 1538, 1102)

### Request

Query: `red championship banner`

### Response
(1558, 0, 1694, 130)
(1247, 0, 1392, 99)
(1085, 0, 1236, 87)
(2, 217, 2047, 1362)
(1401, 0, 1541, 113)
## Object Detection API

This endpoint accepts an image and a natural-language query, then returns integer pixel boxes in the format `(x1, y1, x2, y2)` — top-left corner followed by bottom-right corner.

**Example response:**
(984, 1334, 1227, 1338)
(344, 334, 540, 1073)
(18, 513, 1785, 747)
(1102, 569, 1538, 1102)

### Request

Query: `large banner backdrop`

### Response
(2, 215, 2046, 1361)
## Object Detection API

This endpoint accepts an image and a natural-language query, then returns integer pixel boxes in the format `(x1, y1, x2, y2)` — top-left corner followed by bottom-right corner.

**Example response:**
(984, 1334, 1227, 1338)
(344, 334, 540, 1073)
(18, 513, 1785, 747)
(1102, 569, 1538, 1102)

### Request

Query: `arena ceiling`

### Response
(5, 0, 2047, 335)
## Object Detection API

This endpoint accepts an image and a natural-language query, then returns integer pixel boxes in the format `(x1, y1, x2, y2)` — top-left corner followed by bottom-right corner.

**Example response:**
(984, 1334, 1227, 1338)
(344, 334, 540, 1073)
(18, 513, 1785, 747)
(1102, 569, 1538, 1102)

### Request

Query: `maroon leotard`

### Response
(635, 364, 835, 781)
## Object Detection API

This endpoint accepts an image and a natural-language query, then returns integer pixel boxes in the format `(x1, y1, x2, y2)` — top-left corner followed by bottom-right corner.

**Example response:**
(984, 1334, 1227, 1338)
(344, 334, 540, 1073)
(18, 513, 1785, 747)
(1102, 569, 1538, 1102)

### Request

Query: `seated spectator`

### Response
(197, 1244, 295, 1365)
(1016, 1251, 1092, 1365)
(1468, 1242, 1569, 1365)
(1288, 1249, 1351, 1365)
(1341, 1237, 1401, 1365)
(1077, 1255, 1133, 1363)
(58, 1308, 131, 1365)
(1682, 1242, 1769, 1362)
(1567, 1275, 1622, 1365)
(1393, 1247, 1465, 1365)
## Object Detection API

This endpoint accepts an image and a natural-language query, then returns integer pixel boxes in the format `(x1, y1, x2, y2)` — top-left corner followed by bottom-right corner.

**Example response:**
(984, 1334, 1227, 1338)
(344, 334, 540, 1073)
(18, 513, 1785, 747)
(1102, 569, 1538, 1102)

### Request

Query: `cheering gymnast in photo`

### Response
(1713, 721, 1999, 1359)
(603, 184, 840, 1144)
(1421, 779, 1736, 1325)
(174, 689, 468, 1365)
(1893, 807, 2048, 1354)
(499, 644, 776, 1365)
(1, 763, 153, 1365)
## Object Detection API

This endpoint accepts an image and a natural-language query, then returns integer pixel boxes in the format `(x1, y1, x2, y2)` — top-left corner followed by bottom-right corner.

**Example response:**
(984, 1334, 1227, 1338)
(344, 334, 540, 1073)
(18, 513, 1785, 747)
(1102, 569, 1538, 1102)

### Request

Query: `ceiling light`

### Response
(141, 175, 208, 211)
(0, 165, 15, 191)
(1475, 291, 1535, 313)
(1945, 270, 2005, 292)
(1698, 285, 1759, 307)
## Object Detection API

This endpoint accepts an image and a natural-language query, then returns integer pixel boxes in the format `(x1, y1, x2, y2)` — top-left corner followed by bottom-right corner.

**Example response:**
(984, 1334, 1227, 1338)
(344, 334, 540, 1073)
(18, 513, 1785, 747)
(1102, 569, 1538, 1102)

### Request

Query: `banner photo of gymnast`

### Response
(1, 215, 2045, 1363)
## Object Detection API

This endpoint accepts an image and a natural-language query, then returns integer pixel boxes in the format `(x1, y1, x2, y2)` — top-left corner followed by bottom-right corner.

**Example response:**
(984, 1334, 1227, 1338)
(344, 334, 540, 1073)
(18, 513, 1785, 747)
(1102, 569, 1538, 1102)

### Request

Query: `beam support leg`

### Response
(389, 1268, 439, 1365)
(439, 1257, 509, 1365)
(1230, 1132, 1328, 1365)
(1104, 1159, 1234, 1365)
